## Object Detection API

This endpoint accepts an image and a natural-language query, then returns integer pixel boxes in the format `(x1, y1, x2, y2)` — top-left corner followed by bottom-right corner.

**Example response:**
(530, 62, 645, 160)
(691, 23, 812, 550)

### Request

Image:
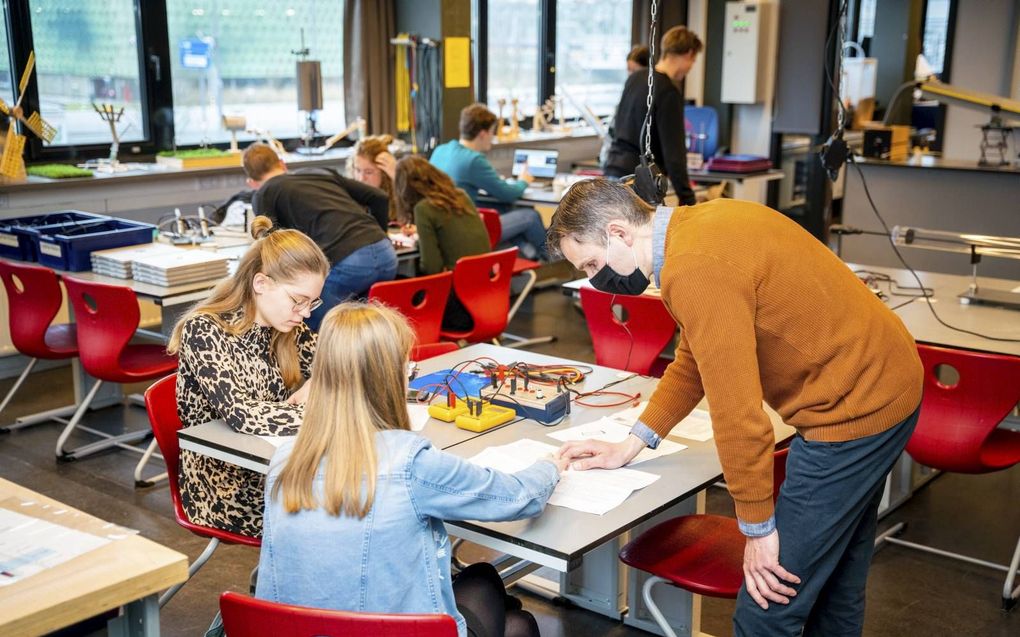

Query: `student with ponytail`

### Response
(168, 216, 329, 537)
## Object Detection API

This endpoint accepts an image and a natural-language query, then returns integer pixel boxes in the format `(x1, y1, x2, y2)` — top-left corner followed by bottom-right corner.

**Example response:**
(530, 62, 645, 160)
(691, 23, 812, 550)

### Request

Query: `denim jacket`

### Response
(256, 429, 560, 637)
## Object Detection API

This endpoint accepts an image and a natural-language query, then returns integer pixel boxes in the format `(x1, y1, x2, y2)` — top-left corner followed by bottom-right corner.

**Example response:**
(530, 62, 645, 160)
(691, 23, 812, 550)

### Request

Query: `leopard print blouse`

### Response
(176, 312, 316, 538)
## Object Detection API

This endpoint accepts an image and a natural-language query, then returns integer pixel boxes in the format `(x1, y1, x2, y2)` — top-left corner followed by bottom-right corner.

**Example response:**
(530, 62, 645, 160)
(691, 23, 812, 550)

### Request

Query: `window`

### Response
(1, 5, 12, 108)
(555, 0, 631, 118)
(487, 0, 540, 117)
(921, 0, 951, 76)
(28, 0, 146, 145)
(166, 1, 344, 146)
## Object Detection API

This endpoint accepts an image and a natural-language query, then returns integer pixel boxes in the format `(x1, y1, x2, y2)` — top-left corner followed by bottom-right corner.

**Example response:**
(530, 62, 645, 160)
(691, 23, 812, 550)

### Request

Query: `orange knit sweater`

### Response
(639, 199, 923, 524)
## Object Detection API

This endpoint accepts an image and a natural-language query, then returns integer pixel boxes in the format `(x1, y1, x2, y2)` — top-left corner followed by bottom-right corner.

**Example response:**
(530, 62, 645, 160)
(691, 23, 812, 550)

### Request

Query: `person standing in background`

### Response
(604, 27, 702, 206)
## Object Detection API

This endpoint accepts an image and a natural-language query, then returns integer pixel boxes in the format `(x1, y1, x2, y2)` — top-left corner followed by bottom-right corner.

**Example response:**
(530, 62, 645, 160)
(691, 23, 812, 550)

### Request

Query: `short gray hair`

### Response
(546, 179, 654, 258)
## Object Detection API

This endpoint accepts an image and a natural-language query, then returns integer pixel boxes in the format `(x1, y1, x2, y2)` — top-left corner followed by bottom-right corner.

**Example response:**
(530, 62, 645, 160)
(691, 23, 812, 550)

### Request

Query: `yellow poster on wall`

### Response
(444, 37, 471, 89)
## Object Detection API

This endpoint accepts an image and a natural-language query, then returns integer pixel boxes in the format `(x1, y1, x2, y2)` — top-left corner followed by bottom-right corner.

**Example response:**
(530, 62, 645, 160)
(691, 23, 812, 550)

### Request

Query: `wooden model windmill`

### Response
(1, 52, 58, 181)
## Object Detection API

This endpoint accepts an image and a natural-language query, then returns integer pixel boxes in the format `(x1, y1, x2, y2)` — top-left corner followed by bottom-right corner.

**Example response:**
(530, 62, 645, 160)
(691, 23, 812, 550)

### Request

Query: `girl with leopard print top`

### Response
(166, 216, 329, 537)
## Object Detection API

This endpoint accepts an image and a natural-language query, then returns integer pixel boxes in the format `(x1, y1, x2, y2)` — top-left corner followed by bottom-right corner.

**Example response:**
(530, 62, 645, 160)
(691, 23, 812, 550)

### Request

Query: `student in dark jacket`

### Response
(244, 143, 398, 330)
(394, 156, 491, 332)
(604, 26, 702, 206)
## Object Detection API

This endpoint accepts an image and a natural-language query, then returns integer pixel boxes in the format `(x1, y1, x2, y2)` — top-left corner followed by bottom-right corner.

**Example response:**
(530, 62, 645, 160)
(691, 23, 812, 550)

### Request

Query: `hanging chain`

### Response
(642, 0, 659, 160)
(835, 0, 847, 132)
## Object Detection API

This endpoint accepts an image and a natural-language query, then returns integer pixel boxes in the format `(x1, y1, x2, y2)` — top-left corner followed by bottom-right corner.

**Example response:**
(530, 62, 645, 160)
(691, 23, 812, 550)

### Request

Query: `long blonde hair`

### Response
(272, 302, 414, 518)
(167, 216, 330, 390)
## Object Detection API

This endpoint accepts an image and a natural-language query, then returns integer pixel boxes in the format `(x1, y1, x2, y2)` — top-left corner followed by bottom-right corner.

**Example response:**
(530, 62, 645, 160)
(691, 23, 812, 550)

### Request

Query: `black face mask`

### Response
(589, 238, 650, 295)
(590, 262, 650, 295)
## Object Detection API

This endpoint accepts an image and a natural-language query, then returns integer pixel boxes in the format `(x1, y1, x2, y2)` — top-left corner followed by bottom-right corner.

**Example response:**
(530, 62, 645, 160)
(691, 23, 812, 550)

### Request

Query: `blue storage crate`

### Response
(0, 211, 110, 261)
(31, 218, 156, 272)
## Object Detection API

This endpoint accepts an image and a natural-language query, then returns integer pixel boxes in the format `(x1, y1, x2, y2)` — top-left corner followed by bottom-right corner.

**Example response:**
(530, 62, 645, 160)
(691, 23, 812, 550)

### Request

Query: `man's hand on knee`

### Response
(743, 530, 801, 610)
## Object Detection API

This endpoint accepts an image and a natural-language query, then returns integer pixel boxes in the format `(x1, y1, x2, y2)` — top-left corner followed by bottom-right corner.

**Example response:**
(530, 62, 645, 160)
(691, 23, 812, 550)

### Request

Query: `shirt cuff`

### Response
(738, 515, 776, 538)
(630, 421, 662, 450)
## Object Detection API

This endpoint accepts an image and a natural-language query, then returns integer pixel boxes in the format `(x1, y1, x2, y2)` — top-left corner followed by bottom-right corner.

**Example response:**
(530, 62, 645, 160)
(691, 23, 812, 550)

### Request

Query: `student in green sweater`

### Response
(395, 156, 491, 332)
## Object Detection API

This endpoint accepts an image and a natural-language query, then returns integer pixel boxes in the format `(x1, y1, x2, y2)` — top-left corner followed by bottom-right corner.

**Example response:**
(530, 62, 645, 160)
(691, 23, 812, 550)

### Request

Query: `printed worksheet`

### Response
(468, 439, 660, 515)
(0, 508, 111, 586)
(547, 418, 688, 465)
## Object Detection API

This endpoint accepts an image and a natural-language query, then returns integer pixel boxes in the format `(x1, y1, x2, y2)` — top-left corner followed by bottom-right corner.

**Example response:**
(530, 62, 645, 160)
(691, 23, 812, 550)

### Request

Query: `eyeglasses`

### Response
(267, 276, 322, 313)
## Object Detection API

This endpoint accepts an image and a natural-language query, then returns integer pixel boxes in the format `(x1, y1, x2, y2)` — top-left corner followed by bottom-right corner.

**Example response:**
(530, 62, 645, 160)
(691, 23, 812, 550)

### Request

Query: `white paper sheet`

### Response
(668, 409, 715, 442)
(0, 508, 111, 586)
(546, 417, 687, 465)
(605, 401, 649, 426)
(468, 439, 660, 515)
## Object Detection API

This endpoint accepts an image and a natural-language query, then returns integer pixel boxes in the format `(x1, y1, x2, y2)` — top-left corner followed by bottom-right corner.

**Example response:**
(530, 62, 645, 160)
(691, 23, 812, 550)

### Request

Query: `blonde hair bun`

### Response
(250, 215, 274, 240)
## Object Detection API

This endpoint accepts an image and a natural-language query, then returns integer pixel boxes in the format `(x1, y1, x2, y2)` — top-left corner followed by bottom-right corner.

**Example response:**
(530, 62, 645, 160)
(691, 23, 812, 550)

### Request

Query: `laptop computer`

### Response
(512, 149, 559, 184)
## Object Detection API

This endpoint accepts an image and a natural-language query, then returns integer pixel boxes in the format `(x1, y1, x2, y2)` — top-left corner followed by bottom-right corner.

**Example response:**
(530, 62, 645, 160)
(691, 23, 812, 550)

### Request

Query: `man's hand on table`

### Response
(555, 434, 646, 470)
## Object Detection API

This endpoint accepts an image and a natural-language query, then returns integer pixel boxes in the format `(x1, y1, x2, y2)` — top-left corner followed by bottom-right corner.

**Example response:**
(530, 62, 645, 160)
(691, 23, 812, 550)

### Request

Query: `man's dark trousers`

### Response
(733, 406, 921, 636)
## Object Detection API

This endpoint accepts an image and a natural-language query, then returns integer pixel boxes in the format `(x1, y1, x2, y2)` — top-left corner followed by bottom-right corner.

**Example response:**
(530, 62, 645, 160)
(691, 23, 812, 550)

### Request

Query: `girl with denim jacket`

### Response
(256, 302, 565, 637)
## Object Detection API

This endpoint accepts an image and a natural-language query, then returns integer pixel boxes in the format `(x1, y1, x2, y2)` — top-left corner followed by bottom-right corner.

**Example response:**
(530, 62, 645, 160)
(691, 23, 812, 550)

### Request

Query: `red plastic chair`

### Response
(411, 342, 460, 362)
(619, 448, 789, 632)
(369, 272, 452, 345)
(580, 286, 676, 377)
(220, 592, 458, 637)
(145, 375, 261, 607)
(56, 276, 178, 461)
(439, 248, 518, 344)
(875, 344, 1020, 610)
(0, 260, 79, 430)
(477, 208, 552, 349)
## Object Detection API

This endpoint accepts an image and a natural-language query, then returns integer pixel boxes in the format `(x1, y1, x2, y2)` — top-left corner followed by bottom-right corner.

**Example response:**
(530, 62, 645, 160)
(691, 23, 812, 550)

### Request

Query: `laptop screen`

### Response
(512, 149, 559, 179)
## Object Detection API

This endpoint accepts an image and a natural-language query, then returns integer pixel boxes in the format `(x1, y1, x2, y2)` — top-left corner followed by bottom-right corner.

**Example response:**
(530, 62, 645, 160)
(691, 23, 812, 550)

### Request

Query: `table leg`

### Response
(107, 593, 160, 637)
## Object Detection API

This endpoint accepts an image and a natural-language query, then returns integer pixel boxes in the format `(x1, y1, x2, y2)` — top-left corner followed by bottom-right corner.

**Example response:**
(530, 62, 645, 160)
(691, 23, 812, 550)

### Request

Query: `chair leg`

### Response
(642, 575, 679, 637)
(159, 537, 220, 608)
(0, 357, 37, 429)
(133, 438, 168, 488)
(55, 380, 151, 461)
(1004, 534, 1020, 611)
(878, 522, 1020, 610)
(501, 270, 556, 349)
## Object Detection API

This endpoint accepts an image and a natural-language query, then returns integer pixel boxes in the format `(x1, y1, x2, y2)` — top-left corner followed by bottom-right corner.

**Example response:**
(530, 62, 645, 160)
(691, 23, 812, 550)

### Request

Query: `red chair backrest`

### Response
(219, 592, 458, 637)
(448, 248, 517, 342)
(0, 259, 71, 359)
(580, 286, 676, 376)
(61, 275, 141, 381)
(411, 342, 459, 361)
(906, 344, 1020, 473)
(144, 374, 185, 510)
(369, 272, 452, 345)
(477, 208, 501, 250)
(145, 373, 261, 546)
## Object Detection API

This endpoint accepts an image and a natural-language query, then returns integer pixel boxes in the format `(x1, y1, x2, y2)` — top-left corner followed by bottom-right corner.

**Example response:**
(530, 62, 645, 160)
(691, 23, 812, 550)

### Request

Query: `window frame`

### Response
(2, 0, 347, 163)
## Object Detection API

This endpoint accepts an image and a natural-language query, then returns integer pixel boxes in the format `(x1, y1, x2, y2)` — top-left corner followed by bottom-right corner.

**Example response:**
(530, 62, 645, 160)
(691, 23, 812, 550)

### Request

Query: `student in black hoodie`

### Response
(604, 26, 702, 206)
(244, 143, 397, 331)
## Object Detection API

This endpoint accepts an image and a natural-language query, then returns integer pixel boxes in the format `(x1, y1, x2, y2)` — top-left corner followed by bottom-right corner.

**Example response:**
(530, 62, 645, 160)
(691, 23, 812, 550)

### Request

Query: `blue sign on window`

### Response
(179, 38, 212, 69)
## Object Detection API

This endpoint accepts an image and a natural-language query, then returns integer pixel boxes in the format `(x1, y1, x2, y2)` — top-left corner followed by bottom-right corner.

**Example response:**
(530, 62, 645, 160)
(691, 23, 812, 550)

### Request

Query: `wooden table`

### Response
(0, 477, 188, 637)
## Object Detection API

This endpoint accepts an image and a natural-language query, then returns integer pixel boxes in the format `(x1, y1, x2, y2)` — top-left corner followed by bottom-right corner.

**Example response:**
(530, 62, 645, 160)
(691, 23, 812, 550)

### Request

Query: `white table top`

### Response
(178, 343, 794, 572)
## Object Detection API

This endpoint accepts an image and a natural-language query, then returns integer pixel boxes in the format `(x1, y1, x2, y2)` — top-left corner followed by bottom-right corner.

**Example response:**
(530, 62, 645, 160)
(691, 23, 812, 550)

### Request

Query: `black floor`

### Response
(1, 282, 1018, 636)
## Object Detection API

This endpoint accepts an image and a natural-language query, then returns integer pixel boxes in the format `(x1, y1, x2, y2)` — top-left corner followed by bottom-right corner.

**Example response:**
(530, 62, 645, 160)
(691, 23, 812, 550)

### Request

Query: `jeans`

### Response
(733, 405, 920, 637)
(498, 208, 548, 261)
(308, 238, 397, 330)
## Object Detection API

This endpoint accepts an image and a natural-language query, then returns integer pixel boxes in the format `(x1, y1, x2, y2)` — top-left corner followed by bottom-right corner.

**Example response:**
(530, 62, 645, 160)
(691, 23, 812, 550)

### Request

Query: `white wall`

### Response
(942, 0, 1020, 161)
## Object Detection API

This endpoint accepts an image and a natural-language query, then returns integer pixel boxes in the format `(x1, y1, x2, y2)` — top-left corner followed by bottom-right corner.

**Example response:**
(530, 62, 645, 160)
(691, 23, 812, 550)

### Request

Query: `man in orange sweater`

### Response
(551, 179, 923, 636)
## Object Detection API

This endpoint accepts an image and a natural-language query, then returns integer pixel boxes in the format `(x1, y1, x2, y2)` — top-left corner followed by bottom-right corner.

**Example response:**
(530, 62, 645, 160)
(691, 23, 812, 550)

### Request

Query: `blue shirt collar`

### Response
(651, 205, 674, 287)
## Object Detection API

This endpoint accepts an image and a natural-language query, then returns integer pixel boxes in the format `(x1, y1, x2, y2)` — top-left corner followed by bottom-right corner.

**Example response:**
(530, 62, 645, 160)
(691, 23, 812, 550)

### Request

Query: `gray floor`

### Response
(1, 280, 1018, 636)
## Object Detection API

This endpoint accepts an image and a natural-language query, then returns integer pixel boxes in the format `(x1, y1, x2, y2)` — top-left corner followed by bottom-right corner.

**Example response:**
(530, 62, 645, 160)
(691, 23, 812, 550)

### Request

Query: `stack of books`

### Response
(91, 243, 230, 286)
